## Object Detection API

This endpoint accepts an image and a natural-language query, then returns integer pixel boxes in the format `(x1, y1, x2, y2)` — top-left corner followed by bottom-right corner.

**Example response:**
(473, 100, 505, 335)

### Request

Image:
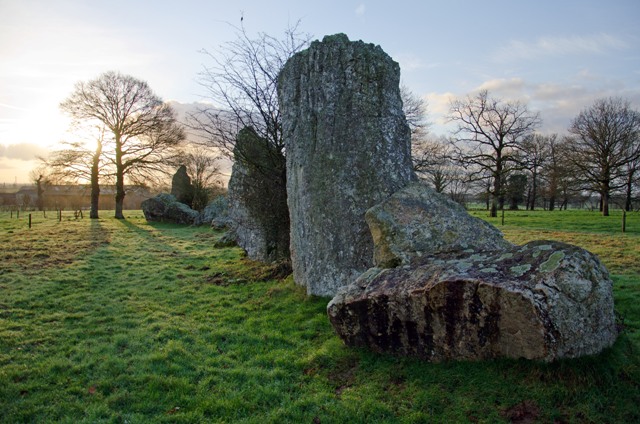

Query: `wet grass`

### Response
(0, 210, 638, 423)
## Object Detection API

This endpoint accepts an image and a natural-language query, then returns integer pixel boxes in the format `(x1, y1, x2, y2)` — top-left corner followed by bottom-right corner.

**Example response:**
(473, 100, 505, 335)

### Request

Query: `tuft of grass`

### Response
(0, 210, 638, 423)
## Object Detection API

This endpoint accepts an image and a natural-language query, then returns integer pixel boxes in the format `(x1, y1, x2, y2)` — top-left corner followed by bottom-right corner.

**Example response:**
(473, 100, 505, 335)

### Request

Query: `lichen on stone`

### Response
(540, 251, 565, 273)
(510, 264, 532, 277)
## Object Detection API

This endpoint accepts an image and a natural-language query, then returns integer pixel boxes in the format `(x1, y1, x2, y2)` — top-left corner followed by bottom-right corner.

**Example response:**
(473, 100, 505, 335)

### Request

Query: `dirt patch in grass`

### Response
(201, 257, 292, 286)
(327, 355, 360, 397)
(501, 400, 541, 423)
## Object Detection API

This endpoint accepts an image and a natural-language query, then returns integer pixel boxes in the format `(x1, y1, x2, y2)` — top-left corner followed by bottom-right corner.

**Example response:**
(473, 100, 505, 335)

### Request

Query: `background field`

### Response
(0, 210, 638, 423)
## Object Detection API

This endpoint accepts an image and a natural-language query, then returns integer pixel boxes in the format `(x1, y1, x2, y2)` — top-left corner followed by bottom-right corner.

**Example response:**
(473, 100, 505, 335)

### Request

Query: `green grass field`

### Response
(0, 210, 638, 423)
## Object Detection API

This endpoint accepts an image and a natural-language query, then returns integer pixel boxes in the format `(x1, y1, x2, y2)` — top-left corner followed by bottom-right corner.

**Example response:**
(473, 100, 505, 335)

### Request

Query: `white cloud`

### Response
(476, 78, 527, 100)
(421, 73, 640, 136)
(0, 103, 29, 111)
(424, 92, 457, 133)
(493, 33, 628, 62)
(0, 157, 39, 184)
(355, 3, 366, 17)
(395, 53, 440, 72)
(0, 143, 49, 161)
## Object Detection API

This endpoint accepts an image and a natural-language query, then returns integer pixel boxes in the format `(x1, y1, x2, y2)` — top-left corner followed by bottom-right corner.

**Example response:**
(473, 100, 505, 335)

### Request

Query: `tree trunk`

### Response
(35, 178, 44, 211)
(599, 195, 603, 213)
(625, 170, 635, 212)
(602, 196, 609, 216)
(90, 140, 102, 219)
(114, 136, 126, 219)
(115, 170, 125, 219)
(90, 179, 100, 219)
(490, 178, 500, 218)
(490, 162, 502, 217)
(548, 174, 557, 211)
(530, 170, 537, 211)
(601, 185, 610, 216)
(485, 181, 490, 211)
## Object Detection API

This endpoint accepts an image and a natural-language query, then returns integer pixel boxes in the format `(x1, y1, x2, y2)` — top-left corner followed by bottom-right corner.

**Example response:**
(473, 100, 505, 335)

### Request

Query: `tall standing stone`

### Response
(171, 165, 193, 206)
(227, 127, 290, 263)
(278, 34, 416, 296)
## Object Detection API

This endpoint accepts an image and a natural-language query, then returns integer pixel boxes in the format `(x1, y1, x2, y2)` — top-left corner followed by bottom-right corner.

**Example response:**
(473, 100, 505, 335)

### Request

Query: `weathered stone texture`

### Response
(171, 165, 194, 206)
(279, 33, 416, 296)
(366, 182, 513, 267)
(327, 241, 617, 362)
(194, 195, 230, 228)
(141, 193, 199, 225)
(227, 127, 290, 263)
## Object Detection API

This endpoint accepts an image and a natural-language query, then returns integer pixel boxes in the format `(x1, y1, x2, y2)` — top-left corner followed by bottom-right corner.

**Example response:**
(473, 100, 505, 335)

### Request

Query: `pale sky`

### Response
(1, 0, 639, 184)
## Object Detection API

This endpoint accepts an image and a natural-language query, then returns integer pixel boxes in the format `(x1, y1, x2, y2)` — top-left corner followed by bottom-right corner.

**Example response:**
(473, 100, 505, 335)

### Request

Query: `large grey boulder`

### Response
(227, 127, 290, 263)
(141, 193, 199, 225)
(327, 240, 617, 362)
(279, 33, 416, 296)
(366, 182, 513, 267)
(194, 195, 230, 228)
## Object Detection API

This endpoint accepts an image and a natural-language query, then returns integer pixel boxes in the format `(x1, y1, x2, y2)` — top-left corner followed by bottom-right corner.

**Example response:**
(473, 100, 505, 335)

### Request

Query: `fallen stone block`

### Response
(327, 240, 617, 362)
(141, 193, 199, 225)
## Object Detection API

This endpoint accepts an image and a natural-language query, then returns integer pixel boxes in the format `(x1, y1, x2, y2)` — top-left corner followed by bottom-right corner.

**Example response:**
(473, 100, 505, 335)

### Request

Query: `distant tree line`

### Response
(409, 92, 640, 216)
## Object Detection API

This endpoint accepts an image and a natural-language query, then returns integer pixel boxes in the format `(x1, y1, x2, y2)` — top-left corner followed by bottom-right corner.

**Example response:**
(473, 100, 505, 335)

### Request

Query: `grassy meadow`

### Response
(0, 209, 638, 423)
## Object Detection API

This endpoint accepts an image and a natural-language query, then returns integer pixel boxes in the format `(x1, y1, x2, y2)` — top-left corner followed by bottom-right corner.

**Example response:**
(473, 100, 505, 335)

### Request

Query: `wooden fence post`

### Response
(501, 209, 505, 226)
(29, 214, 32, 229)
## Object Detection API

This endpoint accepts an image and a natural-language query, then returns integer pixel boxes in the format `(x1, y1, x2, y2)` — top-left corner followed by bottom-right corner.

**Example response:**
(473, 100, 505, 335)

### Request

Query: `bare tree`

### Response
(413, 134, 455, 193)
(448, 90, 541, 217)
(188, 22, 311, 178)
(401, 86, 465, 196)
(568, 97, 640, 216)
(60, 71, 185, 219)
(505, 173, 528, 210)
(44, 128, 108, 218)
(520, 133, 554, 210)
(623, 154, 640, 211)
(29, 165, 52, 211)
(540, 136, 569, 210)
(400, 85, 442, 187)
(401, 85, 430, 141)
(177, 146, 223, 211)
